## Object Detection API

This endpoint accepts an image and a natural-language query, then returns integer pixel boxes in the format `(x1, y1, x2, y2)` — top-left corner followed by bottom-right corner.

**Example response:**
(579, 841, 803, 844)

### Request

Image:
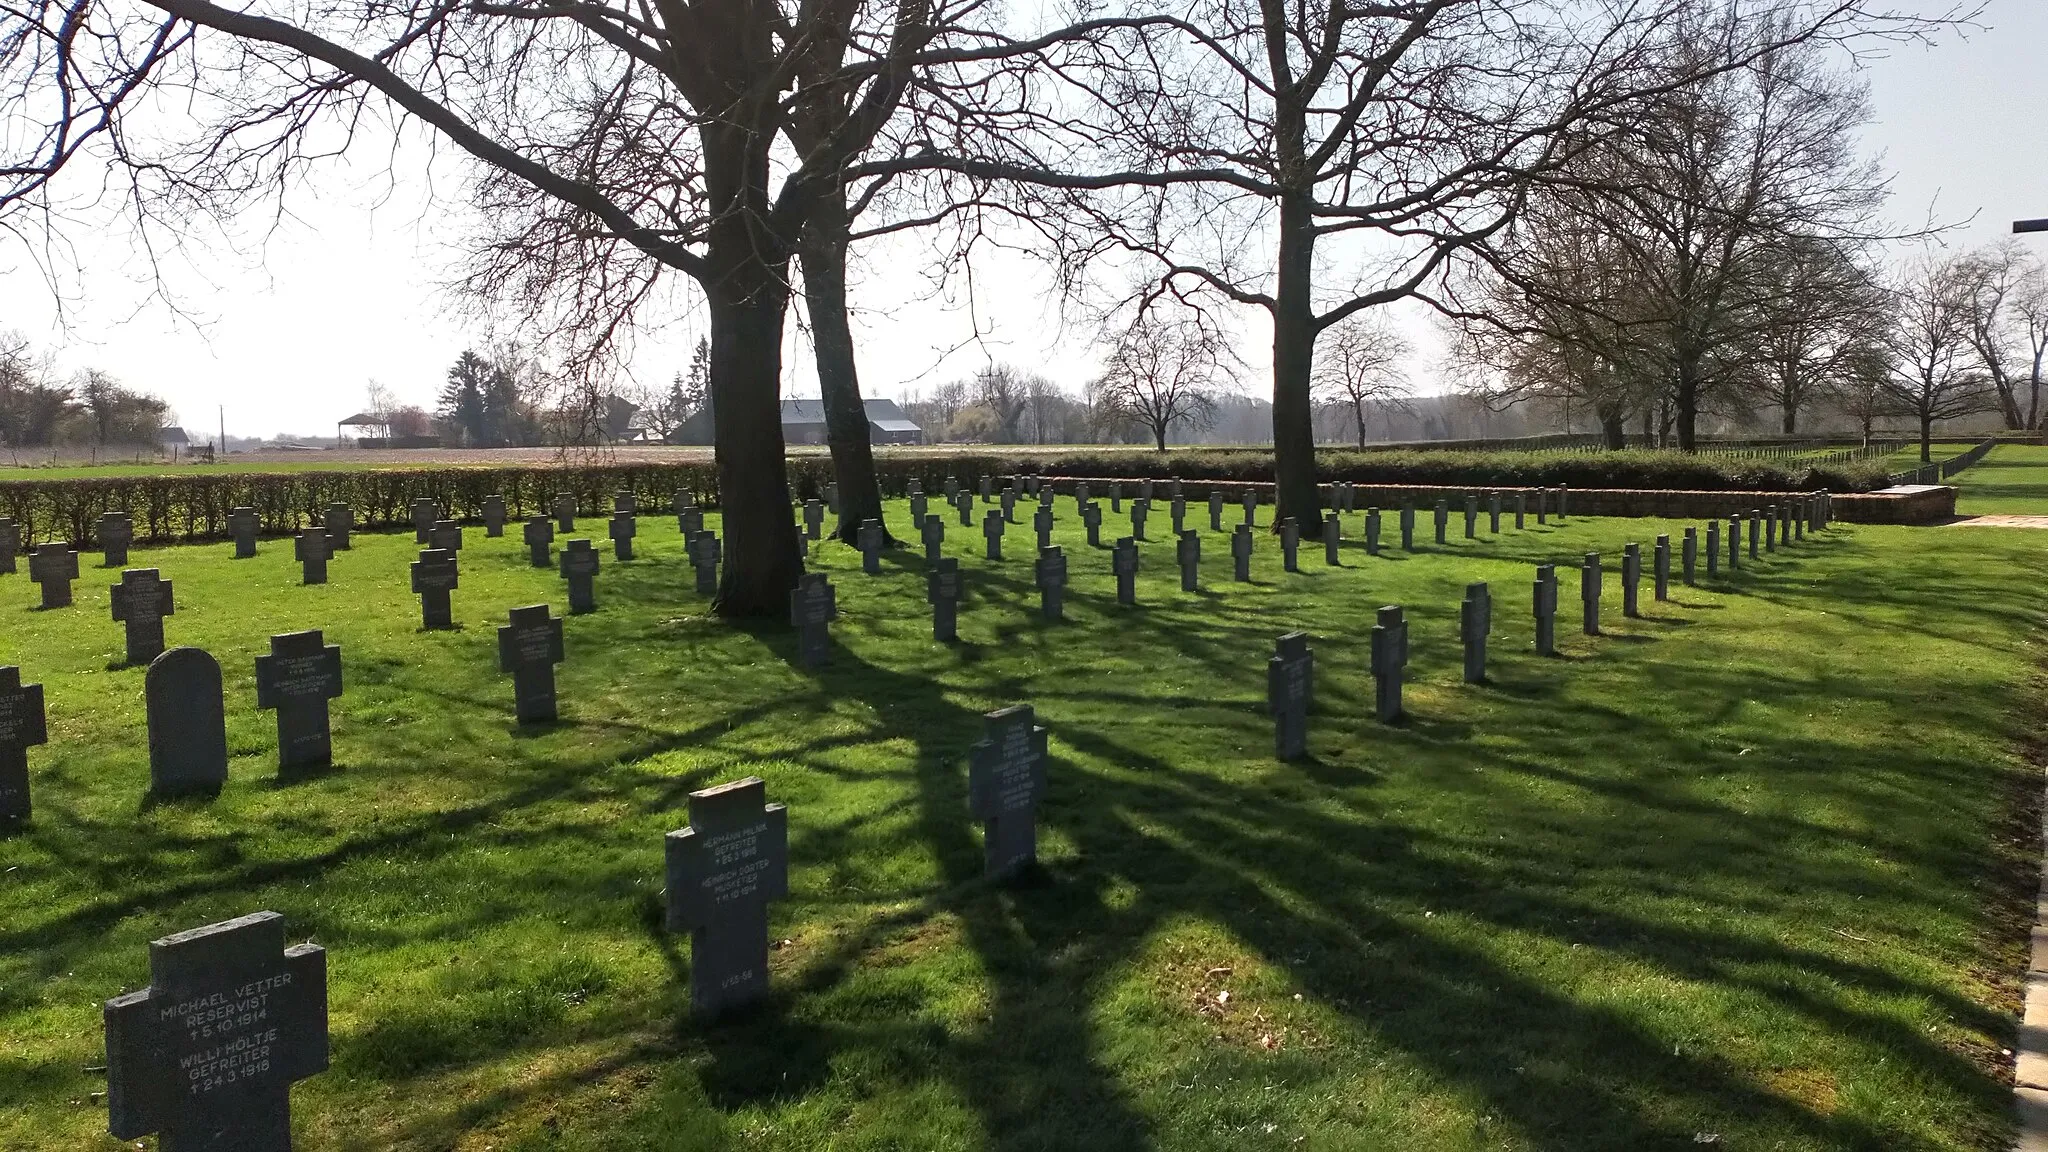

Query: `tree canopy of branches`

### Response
(1882, 251, 1995, 461)
(1094, 314, 1230, 450)
(1312, 314, 1411, 450)
(1952, 239, 2048, 431)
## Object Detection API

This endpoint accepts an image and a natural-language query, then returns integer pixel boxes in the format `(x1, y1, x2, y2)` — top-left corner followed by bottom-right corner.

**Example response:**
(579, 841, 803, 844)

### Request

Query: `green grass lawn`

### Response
(1, 499, 2040, 1150)
(1950, 444, 2048, 516)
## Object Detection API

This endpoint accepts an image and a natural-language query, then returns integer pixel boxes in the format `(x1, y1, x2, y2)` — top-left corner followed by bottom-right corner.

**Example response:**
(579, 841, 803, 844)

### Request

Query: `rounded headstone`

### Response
(146, 647, 228, 796)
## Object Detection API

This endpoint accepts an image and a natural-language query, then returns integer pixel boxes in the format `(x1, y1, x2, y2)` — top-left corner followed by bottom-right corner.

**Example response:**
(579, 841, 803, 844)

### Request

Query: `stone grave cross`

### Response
(0, 517, 18, 574)
(1176, 530, 1200, 591)
(1654, 535, 1671, 601)
(1370, 606, 1408, 723)
(1113, 537, 1138, 605)
(227, 507, 260, 558)
(29, 542, 79, 609)
(323, 502, 353, 551)
(559, 538, 601, 613)
(110, 568, 175, 664)
(497, 605, 565, 722)
(790, 573, 837, 667)
(1082, 500, 1102, 547)
(803, 498, 826, 540)
(428, 519, 463, 553)
(482, 494, 507, 537)
(663, 777, 790, 1018)
(1209, 492, 1224, 532)
(411, 498, 439, 543)
(1035, 545, 1067, 621)
(104, 911, 328, 1152)
(928, 556, 961, 641)
(921, 514, 947, 563)
(1581, 552, 1602, 635)
(1267, 632, 1313, 761)
(254, 630, 344, 771)
(0, 666, 47, 822)
(1532, 564, 1558, 657)
(553, 492, 578, 532)
(1621, 543, 1642, 618)
(295, 526, 331, 586)
(99, 511, 134, 567)
(523, 516, 554, 568)
(982, 510, 1006, 560)
(609, 511, 637, 561)
(1280, 517, 1299, 571)
(968, 705, 1050, 879)
(1033, 505, 1055, 551)
(858, 519, 884, 575)
(1682, 528, 1697, 586)
(1323, 513, 1341, 565)
(411, 548, 460, 628)
(1366, 507, 1381, 555)
(1461, 581, 1491, 684)
(690, 531, 723, 595)
(1231, 523, 1253, 582)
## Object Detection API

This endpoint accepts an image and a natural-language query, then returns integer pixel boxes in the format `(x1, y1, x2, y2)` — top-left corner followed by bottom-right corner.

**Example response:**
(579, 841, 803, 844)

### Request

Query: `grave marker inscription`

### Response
(1267, 632, 1313, 761)
(523, 517, 554, 568)
(559, 539, 601, 613)
(0, 666, 48, 822)
(928, 557, 961, 641)
(790, 573, 837, 667)
(967, 705, 1050, 879)
(497, 604, 565, 723)
(609, 512, 637, 561)
(690, 532, 723, 594)
(663, 777, 790, 1018)
(1035, 546, 1068, 621)
(428, 520, 463, 554)
(99, 512, 134, 567)
(254, 630, 343, 771)
(110, 568, 175, 663)
(1371, 606, 1408, 723)
(29, 542, 78, 609)
(411, 548, 460, 629)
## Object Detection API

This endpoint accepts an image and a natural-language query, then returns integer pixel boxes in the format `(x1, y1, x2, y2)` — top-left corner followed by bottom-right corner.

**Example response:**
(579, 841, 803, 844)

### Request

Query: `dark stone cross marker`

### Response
(295, 527, 331, 586)
(1463, 495, 1477, 539)
(1323, 513, 1342, 565)
(1209, 492, 1224, 531)
(615, 491, 638, 516)
(1400, 502, 1415, 551)
(1460, 581, 1491, 684)
(0, 517, 17, 574)
(560, 539, 601, 613)
(29, 542, 79, 609)
(146, 647, 228, 797)
(983, 510, 1006, 560)
(1176, 529, 1200, 592)
(1170, 495, 1187, 536)
(968, 705, 1049, 879)
(1110, 482, 1122, 512)
(1621, 543, 1642, 618)
(482, 494, 507, 537)
(609, 511, 637, 561)
(1366, 508, 1381, 555)
(1654, 535, 1671, 601)
(1074, 481, 1089, 505)
(110, 568, 175, 664)
(1034, 506, 1055, 551)
(1729, 514, 1742, 570)
(955, 490, 973, 527)
(411, 498, 438, 543)
(1001, 485, 1017, 524)
(1268, 632, 1313, 761)
(1707, 521, 1721, 577)
(1280, 517, 1299, 571)
(429, 519, 463, 553)
(1489, 492, 1502, 533)
(857, 518, 884, 574)
(1114, 537, 1139, 605)
(679, 506, 705, 542)
(1765, 505, 1778, 551)
(1747, 510, 1760, 559)
(99, 512, 134, 567)
(103, 911, 328, 1152)
(1241, 489, 1258, 526)
(1682, 528, 1698, 585)
(944, 476, 961, 502)
(1035, 546, 1068, 621)
(664, 776, 789, 1019)
(553, 492, 578, 532)
(498, 604, 565, 722)
(1795, 502, 1807, 540)
(523, 516, 554, 568)
(1433, 498, 1448, 545)
(690, 532, 722, 594)
(1139, 478, 1153, 503)
(790, 573, 837, 668)
(322, 502, 353, 551)
(1533, 564, 1559, 657)
(928, 557, 961, 641)
(0, 666, 47, 823)
(1131, 498, 1149, 541)
(255, 630, 343, 772)
(228, 508, 259, 558)
(921, 514, 946, 563)
(1515, 492, 1526, 529)
(911, 490, 929, 529)
(1581, 552, 1603, 635)
(1082, 501, 1102, 547)
(674, 488, 698, 520)
(825, 482, 840, 515)
(1557, 486, 1570, 519)
(803, 499, 825, 540)
(980, 475, 994, 503)
(407, 548, 461, 631)
(1370, 606, 1409, 723)
(1536, 489, 1548, 524)
(1232, 523, 1253, 581)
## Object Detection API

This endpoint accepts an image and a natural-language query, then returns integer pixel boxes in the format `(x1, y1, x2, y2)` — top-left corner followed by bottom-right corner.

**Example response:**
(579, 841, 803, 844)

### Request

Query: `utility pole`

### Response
(218, 405, 225, 454)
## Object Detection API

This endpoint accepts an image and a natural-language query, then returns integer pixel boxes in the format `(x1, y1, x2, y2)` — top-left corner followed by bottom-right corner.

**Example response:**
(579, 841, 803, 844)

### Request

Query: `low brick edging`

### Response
(1031, 476, 1950, 525)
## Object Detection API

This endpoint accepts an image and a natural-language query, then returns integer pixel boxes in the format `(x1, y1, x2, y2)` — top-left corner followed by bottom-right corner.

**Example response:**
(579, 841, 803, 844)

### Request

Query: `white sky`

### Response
(1, 0, 2044, 438)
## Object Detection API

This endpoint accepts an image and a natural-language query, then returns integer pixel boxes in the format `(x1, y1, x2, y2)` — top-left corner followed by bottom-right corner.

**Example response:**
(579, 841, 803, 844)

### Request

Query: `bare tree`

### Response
(1313, 313, 1411, 449)
(970, 365, 1034, 444)
(1954, 239, 2048, 430)
(1094, 313, 1229, 450)
(1738, 236, 1889, 434)
(1882, 252, 1995, 462)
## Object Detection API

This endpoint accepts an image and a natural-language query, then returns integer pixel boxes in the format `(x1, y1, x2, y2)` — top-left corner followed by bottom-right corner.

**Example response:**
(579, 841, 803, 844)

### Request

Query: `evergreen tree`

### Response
(439, 351, 490, 446)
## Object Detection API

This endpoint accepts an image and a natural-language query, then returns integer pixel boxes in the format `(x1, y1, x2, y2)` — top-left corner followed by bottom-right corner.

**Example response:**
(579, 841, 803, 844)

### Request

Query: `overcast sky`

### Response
(1, 0, 2043, 438)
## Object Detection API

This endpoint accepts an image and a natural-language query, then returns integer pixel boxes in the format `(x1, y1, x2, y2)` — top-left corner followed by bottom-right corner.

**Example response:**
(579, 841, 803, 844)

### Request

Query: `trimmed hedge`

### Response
(0, 449, 1894, 545)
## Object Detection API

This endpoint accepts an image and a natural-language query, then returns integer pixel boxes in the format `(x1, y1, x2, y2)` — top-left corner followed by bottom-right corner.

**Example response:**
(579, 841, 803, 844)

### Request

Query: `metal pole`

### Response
(2016, 219, 2048, 234)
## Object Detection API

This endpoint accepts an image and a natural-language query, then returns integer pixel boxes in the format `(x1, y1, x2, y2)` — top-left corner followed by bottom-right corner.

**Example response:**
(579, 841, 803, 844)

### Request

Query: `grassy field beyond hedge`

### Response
(1, 500, 2041, 1150)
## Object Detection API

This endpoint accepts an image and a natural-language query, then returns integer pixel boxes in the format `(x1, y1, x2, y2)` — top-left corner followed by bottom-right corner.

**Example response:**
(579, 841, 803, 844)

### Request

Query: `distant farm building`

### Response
(675, 399, 923, 446)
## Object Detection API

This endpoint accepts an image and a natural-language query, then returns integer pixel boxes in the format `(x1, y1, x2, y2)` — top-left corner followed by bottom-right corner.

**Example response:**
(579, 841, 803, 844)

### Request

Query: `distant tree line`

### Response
(0, 333, 171, 450)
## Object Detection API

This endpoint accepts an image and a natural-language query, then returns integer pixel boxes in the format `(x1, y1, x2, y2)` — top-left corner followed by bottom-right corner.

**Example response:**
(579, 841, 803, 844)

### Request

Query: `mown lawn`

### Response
(1951, 444, 2048, 516)
(0, 495, 2040, 1150)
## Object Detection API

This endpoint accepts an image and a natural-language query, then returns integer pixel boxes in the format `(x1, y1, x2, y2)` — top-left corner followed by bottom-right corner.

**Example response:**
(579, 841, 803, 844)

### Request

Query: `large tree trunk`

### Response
(1919, 410, 1933, 463)
(1780, 401, 1797, 435)
(1599, 409, 1626, 450)
(799, 192, 889, 545)
(1674, 362, 1700, 451)
(1270, 194, 1320, 529)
